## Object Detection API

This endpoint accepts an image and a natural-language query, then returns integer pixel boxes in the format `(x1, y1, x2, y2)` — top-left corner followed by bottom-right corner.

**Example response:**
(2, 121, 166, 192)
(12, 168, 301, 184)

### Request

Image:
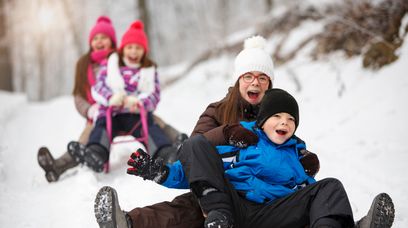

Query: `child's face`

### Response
(123, 43, 145, 65)
(239, 71, 270, 105)
(262, 112, 296, 145)
(91, 33, 113, 51)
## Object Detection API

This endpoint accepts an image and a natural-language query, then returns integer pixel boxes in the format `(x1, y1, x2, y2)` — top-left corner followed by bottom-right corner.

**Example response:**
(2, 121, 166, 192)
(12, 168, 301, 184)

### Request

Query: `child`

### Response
(37, 16, 117, 182)
(68, 20, 174, 172)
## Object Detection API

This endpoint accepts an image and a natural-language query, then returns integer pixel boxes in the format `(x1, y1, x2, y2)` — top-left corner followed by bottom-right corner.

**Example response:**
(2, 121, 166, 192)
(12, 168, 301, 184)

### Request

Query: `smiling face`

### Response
(90, 33, 113, 51)
(262, 112, 296, 144)
(123, 43, 145, 65)
(239, 71, 271, 105)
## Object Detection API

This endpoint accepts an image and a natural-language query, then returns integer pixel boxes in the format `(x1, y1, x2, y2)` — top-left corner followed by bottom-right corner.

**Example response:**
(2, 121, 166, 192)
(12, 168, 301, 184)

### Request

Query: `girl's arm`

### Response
(137, 67, 160, 111)
(91, 67, 113, 106)
(74, 94, 91, 118)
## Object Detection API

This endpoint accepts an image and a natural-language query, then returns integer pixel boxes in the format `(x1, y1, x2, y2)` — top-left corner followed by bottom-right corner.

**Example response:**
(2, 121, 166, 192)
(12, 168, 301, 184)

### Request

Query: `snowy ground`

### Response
(1, 37, 408, 227)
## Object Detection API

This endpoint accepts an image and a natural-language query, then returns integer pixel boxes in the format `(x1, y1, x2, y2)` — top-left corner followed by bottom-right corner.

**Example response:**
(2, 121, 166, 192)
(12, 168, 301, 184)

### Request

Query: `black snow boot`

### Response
(174, 133, 188, 150)
(355, 193, 395, 228)
(37, 147, 78, 182)
(83, 144, 109, 173)
(204, 210, 234, 228)
(94, 186, 132, 228)
(67, 141, 87, 163)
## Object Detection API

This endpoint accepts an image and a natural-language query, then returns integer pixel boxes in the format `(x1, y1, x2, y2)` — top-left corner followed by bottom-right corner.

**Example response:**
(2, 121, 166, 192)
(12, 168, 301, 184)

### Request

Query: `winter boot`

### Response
(153, 145, 178, 164)
(174, 133, 188, 150)
(83, 144, 109, 173)
(67, 141, 87, 163)
(94, 186, 131, 228)
(204, 210, 234, 228)
(355, 193, 394, 228)
(38, 147, 78, 182)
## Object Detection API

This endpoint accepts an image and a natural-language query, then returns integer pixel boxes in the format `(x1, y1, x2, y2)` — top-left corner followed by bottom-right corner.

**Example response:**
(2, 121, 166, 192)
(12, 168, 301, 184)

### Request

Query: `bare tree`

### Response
(61, 0, 84, 56)
(0, 0, 12, 91)
(137, 0, 150, 37)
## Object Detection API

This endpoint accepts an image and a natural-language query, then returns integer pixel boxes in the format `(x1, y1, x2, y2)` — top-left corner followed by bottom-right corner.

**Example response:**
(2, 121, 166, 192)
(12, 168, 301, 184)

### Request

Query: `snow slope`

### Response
(1, 38, 407, 227)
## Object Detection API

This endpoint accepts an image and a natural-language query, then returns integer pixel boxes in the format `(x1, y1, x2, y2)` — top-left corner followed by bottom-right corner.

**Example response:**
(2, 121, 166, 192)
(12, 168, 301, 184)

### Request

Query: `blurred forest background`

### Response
(0, 0, 407, 101)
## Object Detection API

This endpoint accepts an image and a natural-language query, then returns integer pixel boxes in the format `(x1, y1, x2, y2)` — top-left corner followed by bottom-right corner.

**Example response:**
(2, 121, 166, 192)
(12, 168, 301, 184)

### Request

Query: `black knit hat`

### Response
(256, 88, 299, 129)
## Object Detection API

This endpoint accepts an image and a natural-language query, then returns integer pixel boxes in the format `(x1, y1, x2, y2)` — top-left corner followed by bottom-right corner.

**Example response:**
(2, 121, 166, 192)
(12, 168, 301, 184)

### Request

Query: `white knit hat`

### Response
(233, 35, 274, 82)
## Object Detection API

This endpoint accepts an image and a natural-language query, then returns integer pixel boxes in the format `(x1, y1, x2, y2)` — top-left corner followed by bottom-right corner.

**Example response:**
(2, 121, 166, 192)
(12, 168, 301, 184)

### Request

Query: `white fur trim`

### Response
(137, 66, 156, 99)
(106, 52, 126, 94)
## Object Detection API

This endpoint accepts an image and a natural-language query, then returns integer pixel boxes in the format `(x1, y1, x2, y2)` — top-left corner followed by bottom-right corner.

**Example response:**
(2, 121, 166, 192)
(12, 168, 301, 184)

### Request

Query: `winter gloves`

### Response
(127, 148, 169, 183)
(108, 91, 126, 106)
(124, 95, 139, 111)
(223, 123, 259, 148)
(108, 92, 140, 112)
(299, 149, 320, 177)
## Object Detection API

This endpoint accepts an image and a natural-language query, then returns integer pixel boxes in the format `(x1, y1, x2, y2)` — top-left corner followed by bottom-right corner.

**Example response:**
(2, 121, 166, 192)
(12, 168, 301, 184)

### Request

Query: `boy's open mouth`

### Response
(247, 91, 259, 99)
(276, 129, 287, 135)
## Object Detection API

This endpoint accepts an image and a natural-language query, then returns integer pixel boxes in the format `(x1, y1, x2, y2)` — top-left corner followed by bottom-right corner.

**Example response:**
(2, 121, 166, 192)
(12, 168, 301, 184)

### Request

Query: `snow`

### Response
(1, 37, 408, 228)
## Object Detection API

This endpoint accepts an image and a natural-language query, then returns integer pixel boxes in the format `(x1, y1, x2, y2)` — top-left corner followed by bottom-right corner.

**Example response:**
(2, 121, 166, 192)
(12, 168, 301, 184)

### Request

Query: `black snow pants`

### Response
(178, 135, 356, 228)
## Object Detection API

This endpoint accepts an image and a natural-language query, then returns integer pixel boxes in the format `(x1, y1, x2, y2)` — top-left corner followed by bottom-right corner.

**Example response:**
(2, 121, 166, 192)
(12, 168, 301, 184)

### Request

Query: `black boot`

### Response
(204, 210, 233, 228)
(38, 147, 78, 182)
(83, 144, 109, 173)
(191, 181, 234, 228)
(67, 141, 87, 164)
(153, 146, 178, 164)
(94, 186, 132, 228)
(174, 133, 188, 150)
(68, 141, 108, 173)
(355, 193, 394, 228)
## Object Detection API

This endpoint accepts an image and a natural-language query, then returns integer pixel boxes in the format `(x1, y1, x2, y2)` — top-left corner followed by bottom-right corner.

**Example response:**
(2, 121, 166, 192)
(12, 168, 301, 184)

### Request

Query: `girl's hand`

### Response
(108, 92, 126, 107)
(124, 95, 139, 112)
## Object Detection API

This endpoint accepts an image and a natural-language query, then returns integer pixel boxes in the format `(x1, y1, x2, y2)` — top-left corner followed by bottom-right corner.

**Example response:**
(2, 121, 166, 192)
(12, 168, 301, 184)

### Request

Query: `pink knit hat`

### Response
(119, 20, 149, 53)
(88, 16, 117, 47)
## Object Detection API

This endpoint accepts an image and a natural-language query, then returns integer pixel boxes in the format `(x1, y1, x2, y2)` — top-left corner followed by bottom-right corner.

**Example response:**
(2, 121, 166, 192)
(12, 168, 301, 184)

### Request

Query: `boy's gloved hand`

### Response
(299, 149, 320, 177)
(127, 148, 169, 184)
(124, 95, 139, 111)
(223, 123, 258, 148)
(108, 92, 126, 107)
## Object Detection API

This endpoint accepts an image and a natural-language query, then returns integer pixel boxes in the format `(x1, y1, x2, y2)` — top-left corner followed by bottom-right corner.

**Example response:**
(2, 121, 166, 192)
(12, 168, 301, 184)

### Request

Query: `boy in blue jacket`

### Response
(126, 88, 395, 228)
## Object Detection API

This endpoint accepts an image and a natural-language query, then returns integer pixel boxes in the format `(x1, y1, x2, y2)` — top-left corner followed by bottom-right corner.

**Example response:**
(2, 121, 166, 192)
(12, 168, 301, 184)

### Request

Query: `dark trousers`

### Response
(178, 135, 355, 228)
(126, 192, 204, 228)
(88, 113, 171, 156)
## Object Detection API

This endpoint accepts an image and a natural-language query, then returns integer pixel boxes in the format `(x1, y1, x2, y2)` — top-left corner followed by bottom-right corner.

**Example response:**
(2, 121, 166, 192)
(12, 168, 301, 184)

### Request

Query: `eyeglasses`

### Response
(240, 73, 270, 84)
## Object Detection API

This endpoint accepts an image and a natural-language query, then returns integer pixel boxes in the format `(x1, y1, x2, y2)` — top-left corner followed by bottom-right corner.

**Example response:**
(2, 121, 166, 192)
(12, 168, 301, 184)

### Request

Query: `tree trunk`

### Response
(137, 0, 150, 37)
(0, 0, 13, 91)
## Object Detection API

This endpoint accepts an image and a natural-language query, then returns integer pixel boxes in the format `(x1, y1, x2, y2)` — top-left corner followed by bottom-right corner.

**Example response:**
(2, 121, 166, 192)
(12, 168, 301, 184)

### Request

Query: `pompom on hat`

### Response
(233, 35, 274, 82)
(256, 88, 299, 129)
(119, 20, 149, 53)
(88, 16, 117, 46)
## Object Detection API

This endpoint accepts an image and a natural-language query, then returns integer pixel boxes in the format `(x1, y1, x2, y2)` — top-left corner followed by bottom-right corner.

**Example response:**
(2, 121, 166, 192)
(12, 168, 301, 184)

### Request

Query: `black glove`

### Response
(299, 149, 320, 177)
(127, 148, 169, 184)
(223, 123, 259, 148)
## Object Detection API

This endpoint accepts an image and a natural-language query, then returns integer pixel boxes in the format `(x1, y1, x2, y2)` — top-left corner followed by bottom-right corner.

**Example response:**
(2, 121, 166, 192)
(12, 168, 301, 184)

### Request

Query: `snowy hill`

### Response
(1, 37, 408, 227)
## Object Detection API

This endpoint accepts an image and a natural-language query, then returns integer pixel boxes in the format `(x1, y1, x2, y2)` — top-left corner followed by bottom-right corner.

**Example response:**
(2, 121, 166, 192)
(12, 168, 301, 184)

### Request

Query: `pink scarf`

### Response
(86, 50, 111, 104)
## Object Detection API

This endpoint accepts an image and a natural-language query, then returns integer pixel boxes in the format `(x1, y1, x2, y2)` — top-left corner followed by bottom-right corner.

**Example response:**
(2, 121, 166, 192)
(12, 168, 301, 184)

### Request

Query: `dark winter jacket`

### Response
(163, 121, 315, 197)
(190, 87, 259, 145)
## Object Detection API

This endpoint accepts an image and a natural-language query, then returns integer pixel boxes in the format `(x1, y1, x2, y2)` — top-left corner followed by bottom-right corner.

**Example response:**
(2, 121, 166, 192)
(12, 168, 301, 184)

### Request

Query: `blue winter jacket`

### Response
(162, 121, 315, 203)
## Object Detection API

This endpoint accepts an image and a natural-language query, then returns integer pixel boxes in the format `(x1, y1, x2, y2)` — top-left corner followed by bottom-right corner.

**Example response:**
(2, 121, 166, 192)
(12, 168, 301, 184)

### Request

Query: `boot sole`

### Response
(38, 147, 59, 182)
(370, 193, 395, 228)
(67, 141, 86, 164)
(95, 186, 116, 228)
